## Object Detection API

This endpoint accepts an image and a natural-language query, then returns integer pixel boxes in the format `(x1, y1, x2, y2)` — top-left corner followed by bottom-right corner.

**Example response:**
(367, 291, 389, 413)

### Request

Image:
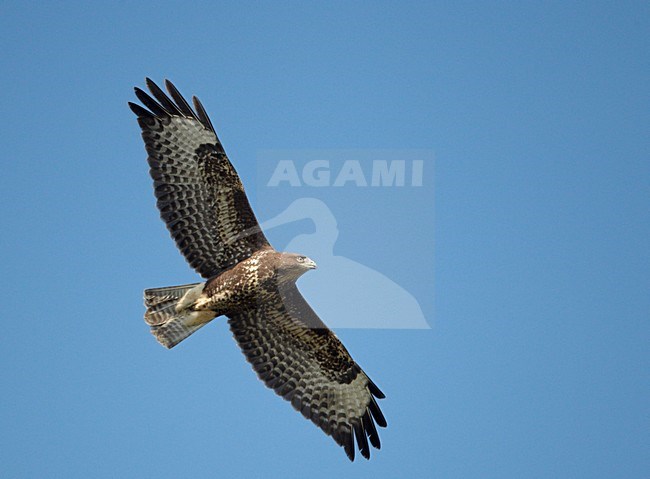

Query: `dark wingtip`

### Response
(192, 95, 216, 133)
(164, 79, 198, 119)
(131, 78, 216, 135)
(343, 428, 355, 462)
(134, 87, 168, 117)
(128, 101, 153, 118)
(353, 420, 371, 460)
(144, 77, 156, 91)
(363, 410, 381, 449)
(369, 395, 387, 428)
(145, 78, 182, 116)
(367, 378, 385, 399)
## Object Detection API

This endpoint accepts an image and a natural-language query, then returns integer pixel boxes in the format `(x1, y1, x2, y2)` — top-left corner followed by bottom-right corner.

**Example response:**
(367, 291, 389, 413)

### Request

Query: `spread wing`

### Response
(129, 79, 270, 278)
(227, 284, 387, 461)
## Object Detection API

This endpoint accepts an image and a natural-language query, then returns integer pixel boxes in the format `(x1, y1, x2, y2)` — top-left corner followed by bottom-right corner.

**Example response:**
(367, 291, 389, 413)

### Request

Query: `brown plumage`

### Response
(130, 79, 386, 461)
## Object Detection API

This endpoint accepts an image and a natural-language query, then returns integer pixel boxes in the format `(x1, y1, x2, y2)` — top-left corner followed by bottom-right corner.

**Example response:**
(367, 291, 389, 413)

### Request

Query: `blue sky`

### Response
(1, 1, 648, 477)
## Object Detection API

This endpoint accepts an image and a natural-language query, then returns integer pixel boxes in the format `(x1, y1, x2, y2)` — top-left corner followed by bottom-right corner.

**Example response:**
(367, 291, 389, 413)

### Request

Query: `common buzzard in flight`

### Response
(129, 79, 386, 461)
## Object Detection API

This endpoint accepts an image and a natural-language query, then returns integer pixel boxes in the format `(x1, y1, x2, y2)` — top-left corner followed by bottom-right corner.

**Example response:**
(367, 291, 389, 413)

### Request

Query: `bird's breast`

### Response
(200, 260, 277, 313)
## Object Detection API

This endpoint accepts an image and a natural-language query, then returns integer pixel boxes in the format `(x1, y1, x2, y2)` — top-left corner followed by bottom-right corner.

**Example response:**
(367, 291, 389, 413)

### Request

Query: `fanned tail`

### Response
(143, 283, 216, 348)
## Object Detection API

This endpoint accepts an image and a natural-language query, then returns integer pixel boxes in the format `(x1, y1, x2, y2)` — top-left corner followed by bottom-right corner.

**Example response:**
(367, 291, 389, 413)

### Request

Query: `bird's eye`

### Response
(297, 256, 306, 262)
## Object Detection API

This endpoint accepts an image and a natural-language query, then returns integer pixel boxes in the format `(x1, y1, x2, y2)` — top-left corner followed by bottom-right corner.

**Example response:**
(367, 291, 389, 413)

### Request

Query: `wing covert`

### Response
(130, 79, 270, 278)
(227, 284, 386, 461)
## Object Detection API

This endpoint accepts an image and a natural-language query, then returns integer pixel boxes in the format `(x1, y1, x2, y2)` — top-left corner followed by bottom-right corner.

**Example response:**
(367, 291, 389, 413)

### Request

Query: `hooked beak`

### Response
(305, 258, 317, 270)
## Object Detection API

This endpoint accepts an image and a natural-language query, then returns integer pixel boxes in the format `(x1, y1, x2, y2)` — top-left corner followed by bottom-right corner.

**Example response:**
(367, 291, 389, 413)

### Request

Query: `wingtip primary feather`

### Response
(128, 101, 153, 118)
(145, 78, 182, 116)
(353, 420, 371, 460)
(369, 395, 387, 428)
(164, 79, 198, 119)
(363, 410, 381, 449)
(367, 377, 385, 399)
(343, 427, 355, 462)
(131, 78, 217, 136)
(134, 87, 168, 117)
(192, 95, 216, 133)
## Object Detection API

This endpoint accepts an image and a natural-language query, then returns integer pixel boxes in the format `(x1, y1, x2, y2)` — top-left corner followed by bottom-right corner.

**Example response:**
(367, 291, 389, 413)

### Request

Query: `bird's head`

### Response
(277, 252, 317, 283)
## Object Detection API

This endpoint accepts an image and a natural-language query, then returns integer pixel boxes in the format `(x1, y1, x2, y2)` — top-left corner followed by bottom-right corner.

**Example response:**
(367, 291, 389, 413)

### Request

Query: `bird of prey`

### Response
(129, 79, 386, 461)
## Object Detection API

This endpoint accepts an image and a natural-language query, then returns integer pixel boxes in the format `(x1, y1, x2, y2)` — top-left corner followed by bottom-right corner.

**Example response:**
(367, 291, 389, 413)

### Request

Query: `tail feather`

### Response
(150, 317, 208, 349)
(144, 283, 201, 325)
(143, 282, 215, 348)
